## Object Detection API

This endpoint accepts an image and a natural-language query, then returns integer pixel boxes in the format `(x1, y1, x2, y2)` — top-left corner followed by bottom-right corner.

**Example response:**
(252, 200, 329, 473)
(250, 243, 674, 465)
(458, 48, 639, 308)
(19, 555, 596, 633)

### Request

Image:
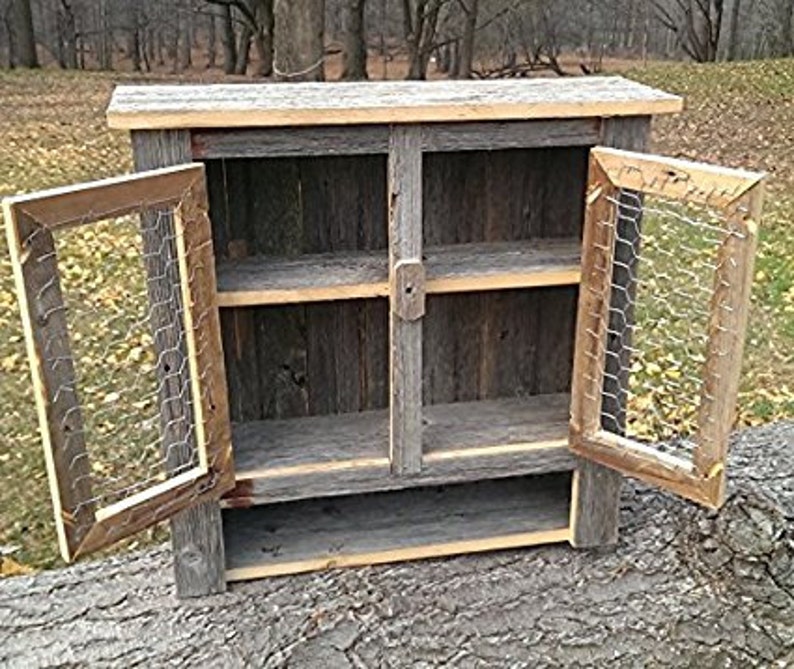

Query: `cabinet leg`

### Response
(569, 461, 622, 547)
(170, 501, 227, 598)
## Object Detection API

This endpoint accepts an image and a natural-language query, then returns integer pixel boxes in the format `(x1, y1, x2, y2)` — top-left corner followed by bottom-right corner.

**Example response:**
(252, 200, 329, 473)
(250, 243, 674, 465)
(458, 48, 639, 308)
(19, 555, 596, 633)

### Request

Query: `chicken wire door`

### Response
(3, 164, 234, 561)
(570, 148, 764, 509)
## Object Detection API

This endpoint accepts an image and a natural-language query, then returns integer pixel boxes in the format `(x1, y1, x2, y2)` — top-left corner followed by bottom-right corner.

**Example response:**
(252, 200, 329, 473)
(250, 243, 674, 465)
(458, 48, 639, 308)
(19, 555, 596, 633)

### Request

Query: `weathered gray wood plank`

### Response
(225, 394, 575, 505)
(190, 119, 602, 158)
(223, 473, 572, 580)
(214, 239, 581, 307)
(108, 77, 682, 129)
(388, 126, 424, 475)
(131, 129, 226, 597)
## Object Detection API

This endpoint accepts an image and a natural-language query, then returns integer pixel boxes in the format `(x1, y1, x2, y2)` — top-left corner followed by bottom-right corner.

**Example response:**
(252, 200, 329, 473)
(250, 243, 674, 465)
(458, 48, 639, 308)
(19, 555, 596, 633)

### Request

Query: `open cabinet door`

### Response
(570, 148, 764, 509)
(3, 164, 234, 560)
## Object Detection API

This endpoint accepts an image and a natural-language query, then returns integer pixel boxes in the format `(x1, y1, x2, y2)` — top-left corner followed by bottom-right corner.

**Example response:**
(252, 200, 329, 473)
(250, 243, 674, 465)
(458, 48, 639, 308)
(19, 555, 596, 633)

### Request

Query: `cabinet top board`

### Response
(107, 77, 682, 130)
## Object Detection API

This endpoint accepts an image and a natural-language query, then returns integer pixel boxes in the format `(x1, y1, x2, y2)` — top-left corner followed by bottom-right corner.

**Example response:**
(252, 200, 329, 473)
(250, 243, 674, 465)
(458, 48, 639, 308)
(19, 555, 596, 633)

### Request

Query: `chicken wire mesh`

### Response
(587, 184, 751, 463)
(18, 200, 222, 551)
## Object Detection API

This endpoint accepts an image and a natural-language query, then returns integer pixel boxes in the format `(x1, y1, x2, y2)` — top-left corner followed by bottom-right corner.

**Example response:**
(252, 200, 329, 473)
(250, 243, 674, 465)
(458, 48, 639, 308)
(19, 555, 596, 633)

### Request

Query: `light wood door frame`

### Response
(570, 148, 764, 508)
(3, 164, 234, 560)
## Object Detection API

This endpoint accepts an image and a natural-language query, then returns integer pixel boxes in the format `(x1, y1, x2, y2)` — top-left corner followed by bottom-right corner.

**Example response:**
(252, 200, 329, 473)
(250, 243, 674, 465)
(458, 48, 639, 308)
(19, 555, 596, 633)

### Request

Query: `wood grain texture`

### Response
(592, 147, 765, 208)
(131, 129, 227, 597)
(694, 184, 763, 506)
(225, 395, 574, 505)
(569, 116, 650, 548)
(190, 119, 602, 159)
(3, 207, 95, 561)
(223, 473, 572, 580)
(388, 126, 424, 476)
(107, 77, 682, 129)
(173, 172, 235, 489)
(207, 156, 389, 423)
(215, 239, 581, 306)
(421, 147, 588, 407)
(4, 165, 203, 229)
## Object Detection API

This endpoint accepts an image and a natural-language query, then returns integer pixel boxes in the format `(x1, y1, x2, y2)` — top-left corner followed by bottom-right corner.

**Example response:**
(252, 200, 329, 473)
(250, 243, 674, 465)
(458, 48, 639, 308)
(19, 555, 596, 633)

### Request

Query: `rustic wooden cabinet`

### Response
(7, 78, 763, 598)
(113, 79, 684, 594)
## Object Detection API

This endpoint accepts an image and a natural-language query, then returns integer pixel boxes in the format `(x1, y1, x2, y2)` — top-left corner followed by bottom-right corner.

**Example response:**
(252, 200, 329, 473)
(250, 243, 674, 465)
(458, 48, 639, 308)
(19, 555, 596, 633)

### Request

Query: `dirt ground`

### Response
(1, 421, 792, 668)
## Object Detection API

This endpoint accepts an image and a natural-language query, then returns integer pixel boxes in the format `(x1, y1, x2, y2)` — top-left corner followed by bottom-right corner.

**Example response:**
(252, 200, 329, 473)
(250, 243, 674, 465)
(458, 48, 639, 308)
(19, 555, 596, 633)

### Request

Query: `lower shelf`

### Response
(223, 472, 572, 581)
(225, 393, 576, 506)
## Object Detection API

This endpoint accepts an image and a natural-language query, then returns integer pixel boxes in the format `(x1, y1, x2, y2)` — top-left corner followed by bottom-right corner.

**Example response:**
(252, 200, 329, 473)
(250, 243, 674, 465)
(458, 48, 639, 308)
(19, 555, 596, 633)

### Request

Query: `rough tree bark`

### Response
(10, 0, 38, 68)
(234, 22, 252, 74)
(251, 0, 274, 78)
(726, 0, 741, 60)
(655, 0, 724, 62)
(402, 0, 443, 79)
(207, 6, 217, 68)
(1, 423, 792, 667)
(341, 0, 368, 80)
(456, 0, 478, 78)
(274, 0, 325, 82)
(218, 4, 237, 74)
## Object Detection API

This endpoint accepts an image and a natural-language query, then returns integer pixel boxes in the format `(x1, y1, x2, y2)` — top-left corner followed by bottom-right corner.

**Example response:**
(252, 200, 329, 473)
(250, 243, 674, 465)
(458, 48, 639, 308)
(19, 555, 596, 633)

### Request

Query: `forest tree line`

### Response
(1, 0, 793, 80)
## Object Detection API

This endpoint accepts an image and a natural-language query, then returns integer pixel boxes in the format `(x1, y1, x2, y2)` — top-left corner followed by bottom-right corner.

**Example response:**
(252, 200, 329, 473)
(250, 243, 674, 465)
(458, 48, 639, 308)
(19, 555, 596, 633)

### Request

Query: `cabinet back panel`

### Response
(204, 155, 388, 258)
(423, 287, 578, 405)
(422, 147, 587, 405)
(220, 300, 388, 421)
(205, 148, 586, 418)
(205, 156, 388, 421)
(422, 147, 589, 245)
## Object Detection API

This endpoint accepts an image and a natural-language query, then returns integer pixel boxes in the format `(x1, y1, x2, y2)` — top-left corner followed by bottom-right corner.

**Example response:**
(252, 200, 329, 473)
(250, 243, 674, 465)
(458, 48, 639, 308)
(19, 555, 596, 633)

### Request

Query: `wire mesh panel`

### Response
(3, 165, 234, 560)
(570, 148, 763, 508)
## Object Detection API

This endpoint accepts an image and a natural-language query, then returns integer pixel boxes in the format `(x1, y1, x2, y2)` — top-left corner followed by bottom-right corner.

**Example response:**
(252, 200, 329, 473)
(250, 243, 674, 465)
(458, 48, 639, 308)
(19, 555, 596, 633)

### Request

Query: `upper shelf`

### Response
(215, 239, 581, 307)
(107, 77, 683, 130)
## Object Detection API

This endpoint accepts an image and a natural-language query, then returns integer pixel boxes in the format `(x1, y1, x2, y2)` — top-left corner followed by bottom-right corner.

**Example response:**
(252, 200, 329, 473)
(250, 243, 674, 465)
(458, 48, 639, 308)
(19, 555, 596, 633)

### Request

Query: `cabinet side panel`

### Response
(422, 147, 589, 405)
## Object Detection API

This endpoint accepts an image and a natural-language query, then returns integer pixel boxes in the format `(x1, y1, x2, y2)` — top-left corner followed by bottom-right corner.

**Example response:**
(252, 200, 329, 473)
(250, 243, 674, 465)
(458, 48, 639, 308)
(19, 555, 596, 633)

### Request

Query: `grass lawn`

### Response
(1, 61, 792, 573)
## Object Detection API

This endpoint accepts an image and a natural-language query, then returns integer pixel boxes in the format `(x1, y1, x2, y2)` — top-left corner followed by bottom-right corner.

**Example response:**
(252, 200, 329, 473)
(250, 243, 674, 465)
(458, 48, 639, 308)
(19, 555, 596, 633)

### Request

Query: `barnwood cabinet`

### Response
(103, 78, 686, 595)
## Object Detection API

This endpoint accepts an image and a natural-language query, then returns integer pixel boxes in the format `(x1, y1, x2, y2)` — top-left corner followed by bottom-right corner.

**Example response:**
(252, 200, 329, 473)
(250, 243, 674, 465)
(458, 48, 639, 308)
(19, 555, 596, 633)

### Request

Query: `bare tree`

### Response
(654, 0, 725, 61)
(402, 0, 446, 79)
(274, 0, 325, 81)
(341, 0, 367, 79)
(10, 0, 38, 67)
(456, 0, 478, 78)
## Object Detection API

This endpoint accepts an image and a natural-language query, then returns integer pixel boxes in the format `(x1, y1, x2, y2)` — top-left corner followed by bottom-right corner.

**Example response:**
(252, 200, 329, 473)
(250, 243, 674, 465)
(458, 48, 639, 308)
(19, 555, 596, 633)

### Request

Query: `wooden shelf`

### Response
(224, 394, 575, 507)
(223, 472, 572, 581)
(216, 239, 581, 307)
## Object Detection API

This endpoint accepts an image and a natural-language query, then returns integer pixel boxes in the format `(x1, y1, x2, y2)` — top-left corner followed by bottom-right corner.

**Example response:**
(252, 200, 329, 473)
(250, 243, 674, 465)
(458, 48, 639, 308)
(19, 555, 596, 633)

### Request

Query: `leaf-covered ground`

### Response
(0, 61, 792, 572)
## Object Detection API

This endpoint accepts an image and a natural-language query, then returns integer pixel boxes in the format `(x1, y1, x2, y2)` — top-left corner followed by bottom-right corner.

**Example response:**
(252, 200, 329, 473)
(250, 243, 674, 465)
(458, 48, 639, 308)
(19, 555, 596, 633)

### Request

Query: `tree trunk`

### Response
(178, 6, 192, 70)
(457, 0, 479, 79)
(235, 22, 252, 74)
(341, 0, 368, 80)
(1, 424, 792, 667)
(10, 0, 38, 68)
(274, 0, 325, 82)
(207, 6, 217, 68)
(57, 1, 78, 69)
(98, 0, 112, 70)
(128, 4, 142, 72)
(219, 4, 237, 74)
(252, 0, 274, 77)
(404, 0, 441, 80)
(726, 0, 741, 60)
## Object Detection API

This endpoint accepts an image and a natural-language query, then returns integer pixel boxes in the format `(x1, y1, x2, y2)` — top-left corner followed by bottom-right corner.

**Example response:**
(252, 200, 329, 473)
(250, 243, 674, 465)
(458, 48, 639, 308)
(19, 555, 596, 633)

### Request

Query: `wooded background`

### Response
(2, 0, 793, 80)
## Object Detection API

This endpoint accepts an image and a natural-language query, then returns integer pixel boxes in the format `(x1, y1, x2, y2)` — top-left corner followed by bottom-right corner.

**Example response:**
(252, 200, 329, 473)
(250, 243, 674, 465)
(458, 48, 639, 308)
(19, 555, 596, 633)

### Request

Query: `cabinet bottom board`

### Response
(223, 472, 572, 581)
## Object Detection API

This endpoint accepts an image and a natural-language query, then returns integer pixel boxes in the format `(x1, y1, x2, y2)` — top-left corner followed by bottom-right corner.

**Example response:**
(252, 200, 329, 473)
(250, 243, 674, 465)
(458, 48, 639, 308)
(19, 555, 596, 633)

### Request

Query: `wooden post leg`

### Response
(570, 116, 651, 548)
(132, 130, 227, 596)
(388, 126, 425, 476)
